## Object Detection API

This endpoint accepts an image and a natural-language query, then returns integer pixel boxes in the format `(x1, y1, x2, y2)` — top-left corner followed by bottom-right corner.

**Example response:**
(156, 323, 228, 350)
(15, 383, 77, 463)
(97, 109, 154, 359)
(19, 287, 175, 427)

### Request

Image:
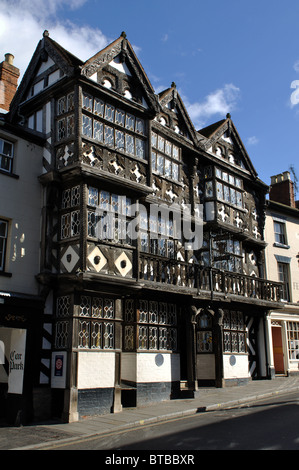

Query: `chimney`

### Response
(269, 171, 296, 208)
(0, 53, 20, 112)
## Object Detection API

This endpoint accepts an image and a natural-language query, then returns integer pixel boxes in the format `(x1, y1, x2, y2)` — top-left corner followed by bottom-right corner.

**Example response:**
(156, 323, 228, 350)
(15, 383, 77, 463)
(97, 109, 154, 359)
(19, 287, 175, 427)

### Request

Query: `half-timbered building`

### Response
(2, 31, 284, 422)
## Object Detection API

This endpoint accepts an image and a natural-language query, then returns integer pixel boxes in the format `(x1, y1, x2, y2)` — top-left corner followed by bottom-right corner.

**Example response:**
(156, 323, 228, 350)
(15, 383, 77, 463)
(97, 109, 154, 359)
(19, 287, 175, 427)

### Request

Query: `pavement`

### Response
(2, 376, 299, 450)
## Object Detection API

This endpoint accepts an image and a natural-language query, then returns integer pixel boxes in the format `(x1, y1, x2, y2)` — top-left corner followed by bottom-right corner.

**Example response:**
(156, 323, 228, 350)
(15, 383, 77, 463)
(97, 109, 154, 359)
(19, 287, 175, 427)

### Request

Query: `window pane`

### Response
(158, 136, 165, 152)
(157, 154, 164, 174)
(164, 158, 171, 177)
(151, 132, 157, 148)
(151, 151, 157, 171)
(94, 98, 104, 116)
(104, 126, 114, 146)
(125, 114, 135, 131)
(136, 138, 145, 158)
(165, 140, 172, 156)
(88, 187, 98, 206)
(93, 121, 103, 142)
(172, 163, 179, 181)
(82, 94, 93, 111)
(172, 145, 179, 160)
(216, 182, 223, 199)
(104, 104, 115, 122)
(115, 109, 125, 126)
(115, 130, 125, 150)
(135, 117, 144, 134)
(125, 134, 134, 154)
(82, 115, 92, 137)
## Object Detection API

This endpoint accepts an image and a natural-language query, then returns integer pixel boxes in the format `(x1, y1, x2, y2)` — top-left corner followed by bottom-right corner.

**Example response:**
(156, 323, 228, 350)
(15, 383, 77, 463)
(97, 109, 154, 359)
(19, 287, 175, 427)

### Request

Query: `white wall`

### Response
(77, 351, 115, 389)
(223, 354, 249, 379)
(0, 130, 43, 295)
(121, 352, 180, 384)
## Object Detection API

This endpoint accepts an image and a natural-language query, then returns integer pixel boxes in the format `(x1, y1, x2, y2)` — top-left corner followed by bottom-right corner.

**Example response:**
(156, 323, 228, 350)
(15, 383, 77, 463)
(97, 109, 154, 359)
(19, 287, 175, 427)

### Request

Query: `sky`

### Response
(1, 0, 299, 196)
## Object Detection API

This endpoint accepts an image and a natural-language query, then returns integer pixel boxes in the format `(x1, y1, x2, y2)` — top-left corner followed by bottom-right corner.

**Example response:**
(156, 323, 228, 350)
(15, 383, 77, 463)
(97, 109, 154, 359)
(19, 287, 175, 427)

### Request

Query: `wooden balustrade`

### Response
(138, 253, 284, 302)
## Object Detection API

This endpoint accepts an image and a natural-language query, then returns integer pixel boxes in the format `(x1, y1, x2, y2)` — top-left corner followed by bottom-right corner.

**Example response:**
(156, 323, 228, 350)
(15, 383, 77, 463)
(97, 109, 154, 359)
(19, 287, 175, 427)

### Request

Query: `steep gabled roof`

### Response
(9, 30, 83, 121)
(199, 119, 226, 138)
(156, 82, 200, 146)
(81, 32, 159, 112)
(198, 114, 258, 178)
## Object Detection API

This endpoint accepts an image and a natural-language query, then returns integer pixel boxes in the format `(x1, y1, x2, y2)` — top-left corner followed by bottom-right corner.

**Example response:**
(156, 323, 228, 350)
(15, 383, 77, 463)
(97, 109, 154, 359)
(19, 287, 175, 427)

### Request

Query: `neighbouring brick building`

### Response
(264, 171, 299, 377)
(0, 31, 287, 423)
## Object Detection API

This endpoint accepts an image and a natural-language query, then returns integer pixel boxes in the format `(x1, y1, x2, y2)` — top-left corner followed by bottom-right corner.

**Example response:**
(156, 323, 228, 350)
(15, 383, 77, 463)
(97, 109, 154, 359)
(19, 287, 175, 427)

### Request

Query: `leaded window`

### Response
(56, 92, 75, 141)
(56, 295, 71, 317)
(223, 310, 246, 353)
(77, 294, 115, 349)
(151, 132, 180, 181)
(124, 300, 177, 351)
(60, 185, 81, 239)
(87, 186, 132, 244)
(139, 206, 180, 259)
(82, 92, 146, 160)
(55, 321, 69, 349)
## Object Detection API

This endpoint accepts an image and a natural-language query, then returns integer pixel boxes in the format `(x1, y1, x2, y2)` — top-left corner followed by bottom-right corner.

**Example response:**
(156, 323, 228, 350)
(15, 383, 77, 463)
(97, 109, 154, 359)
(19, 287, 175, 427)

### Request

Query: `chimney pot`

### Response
(4, 53, 14, 66)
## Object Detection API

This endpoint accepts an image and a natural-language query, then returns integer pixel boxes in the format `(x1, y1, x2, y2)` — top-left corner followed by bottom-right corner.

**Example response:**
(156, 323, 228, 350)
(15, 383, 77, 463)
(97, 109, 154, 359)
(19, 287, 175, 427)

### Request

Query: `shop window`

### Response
(287, 322, 299, 360)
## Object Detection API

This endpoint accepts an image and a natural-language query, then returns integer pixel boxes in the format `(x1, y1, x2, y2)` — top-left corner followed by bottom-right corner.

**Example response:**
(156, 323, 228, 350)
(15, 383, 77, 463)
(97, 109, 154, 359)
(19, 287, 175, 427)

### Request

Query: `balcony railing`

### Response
(139, 253, 284, 303)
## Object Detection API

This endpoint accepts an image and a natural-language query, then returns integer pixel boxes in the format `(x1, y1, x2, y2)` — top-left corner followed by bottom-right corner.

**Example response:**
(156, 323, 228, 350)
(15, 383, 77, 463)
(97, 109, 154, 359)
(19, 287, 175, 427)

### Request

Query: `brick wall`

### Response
(0, 54, 20, 112)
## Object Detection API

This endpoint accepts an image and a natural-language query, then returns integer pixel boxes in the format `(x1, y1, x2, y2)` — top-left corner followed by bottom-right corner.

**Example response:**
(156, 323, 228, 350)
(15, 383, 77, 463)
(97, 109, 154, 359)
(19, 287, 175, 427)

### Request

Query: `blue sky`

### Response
(1, 0, 299, 195)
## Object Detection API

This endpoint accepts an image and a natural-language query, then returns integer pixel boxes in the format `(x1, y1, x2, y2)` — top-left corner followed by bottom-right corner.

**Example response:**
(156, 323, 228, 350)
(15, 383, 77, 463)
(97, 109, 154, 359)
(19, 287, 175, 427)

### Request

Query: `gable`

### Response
(200, 116, 258, 178)
(81, 33, 158, 113)
(9, 31, 83, 121)
(157, 83, 199, 145)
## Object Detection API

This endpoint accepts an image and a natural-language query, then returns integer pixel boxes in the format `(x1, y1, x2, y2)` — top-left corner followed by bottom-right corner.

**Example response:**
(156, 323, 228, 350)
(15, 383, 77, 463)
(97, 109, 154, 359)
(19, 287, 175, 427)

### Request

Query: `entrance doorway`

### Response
(271, 325, 285, 375)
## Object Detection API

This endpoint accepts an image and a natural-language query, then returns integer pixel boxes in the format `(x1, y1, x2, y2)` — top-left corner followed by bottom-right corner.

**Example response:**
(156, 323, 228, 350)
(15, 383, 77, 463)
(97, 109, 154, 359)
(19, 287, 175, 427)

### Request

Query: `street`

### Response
(38, 390, 299, 451)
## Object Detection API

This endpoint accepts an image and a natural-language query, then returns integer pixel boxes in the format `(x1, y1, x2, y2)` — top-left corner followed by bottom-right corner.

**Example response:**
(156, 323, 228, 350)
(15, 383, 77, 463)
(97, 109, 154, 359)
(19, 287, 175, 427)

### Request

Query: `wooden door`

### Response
(272, 326, 285, 374)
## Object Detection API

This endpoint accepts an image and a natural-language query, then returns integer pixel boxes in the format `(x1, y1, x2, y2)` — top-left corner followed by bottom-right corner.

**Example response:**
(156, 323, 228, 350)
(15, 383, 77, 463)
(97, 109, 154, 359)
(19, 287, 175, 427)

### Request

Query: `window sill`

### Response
(0, 271, 12, 277)
(0, 169, 19, 179)
(274, 242, 290, 249)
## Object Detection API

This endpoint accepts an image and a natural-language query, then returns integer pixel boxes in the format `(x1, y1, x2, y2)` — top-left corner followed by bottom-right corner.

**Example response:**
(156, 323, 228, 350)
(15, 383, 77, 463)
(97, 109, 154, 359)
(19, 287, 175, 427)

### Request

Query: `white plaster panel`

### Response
(77, 351, 115, 389)
(223, 354, 250, 379)
(136, 353, 180, 383)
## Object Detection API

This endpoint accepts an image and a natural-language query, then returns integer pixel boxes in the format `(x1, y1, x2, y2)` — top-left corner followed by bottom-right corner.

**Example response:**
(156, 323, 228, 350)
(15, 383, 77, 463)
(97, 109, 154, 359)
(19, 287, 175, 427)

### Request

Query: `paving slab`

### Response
(3, 376, 299, 450)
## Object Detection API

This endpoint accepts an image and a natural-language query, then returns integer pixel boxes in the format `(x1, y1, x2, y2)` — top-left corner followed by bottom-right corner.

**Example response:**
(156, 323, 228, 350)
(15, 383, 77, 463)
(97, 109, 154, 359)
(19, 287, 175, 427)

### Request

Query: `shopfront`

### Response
(0, 292, 44, 424)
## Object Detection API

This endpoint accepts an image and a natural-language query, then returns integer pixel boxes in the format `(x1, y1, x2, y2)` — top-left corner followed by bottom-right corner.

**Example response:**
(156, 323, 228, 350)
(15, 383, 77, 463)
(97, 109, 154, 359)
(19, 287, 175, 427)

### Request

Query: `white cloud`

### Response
(0, 0, 110, 80)
(247, 136, 259, 146)
(182, 84, 241, 129)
